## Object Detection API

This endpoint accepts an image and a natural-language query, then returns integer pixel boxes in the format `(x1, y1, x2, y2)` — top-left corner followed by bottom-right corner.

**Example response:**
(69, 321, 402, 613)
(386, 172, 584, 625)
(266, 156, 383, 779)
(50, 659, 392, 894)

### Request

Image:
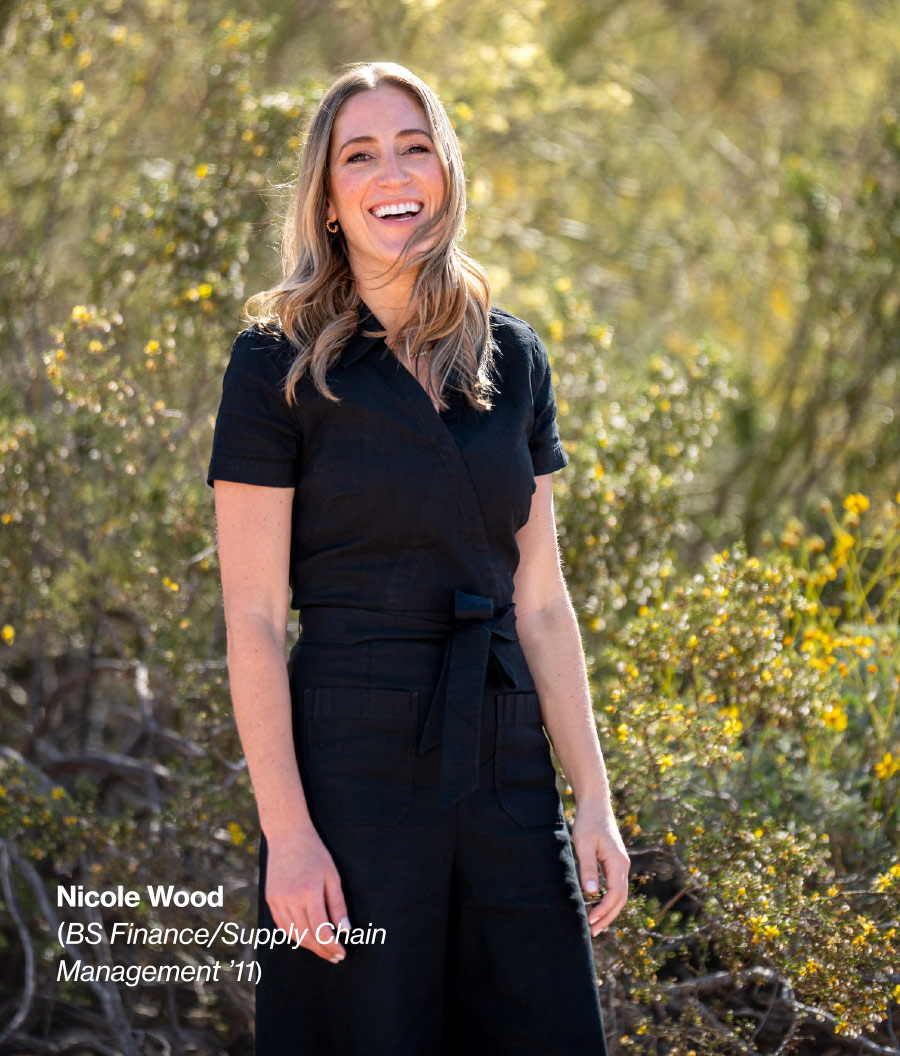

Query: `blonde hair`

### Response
(242, 61, 497, 412)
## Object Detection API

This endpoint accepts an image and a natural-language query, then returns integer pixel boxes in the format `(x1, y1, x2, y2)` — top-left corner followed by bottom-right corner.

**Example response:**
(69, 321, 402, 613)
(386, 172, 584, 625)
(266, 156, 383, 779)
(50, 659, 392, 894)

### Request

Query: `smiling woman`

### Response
(324, 85, 447, 365)
(206, 61, 628, 1056)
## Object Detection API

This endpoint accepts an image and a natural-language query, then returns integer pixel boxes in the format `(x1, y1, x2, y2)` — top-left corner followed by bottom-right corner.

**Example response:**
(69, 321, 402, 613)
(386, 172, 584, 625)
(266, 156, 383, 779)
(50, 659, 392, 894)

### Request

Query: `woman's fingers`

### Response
(267, 889, 345, 962)
(571, 803, 631, 936)
(586, 891, 620, 933)
(324, 868, 351, 938)
(302, 891, 347, 961)
(586, 843, 630, 933)
(269, 898, 311, 948)
(578, 849, 602, 899)
(264, 828, 349, 962)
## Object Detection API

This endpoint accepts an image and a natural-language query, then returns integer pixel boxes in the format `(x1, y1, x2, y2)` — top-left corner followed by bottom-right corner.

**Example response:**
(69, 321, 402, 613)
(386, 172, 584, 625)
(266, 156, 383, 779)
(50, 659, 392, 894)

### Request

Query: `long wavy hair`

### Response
(242, 62, 497, 413)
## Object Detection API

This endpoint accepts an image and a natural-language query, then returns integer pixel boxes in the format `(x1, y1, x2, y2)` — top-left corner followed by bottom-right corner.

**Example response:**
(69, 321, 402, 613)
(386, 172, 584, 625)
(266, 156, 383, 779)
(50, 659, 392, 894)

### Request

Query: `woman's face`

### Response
(326, 84, 446, 281)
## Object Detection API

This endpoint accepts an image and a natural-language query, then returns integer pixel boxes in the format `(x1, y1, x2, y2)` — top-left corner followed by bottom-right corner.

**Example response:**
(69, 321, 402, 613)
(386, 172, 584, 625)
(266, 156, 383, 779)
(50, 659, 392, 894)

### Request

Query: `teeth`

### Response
(371, 201, 422, 218)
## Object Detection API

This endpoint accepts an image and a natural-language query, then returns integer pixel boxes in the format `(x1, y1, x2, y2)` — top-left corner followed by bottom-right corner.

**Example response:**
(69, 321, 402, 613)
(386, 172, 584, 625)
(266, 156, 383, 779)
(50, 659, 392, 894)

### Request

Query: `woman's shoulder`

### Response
(488, 305, 541, 349)
(232, 318, 291, 351)
(487, 306, 550, 384)
(228, 320, 298, 373)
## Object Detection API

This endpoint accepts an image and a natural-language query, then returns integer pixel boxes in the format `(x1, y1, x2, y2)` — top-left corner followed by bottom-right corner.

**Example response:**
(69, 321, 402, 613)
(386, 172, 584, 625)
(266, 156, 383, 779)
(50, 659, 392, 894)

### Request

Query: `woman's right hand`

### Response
(212, 482, 349, 962)
(264, 823, 351, 963)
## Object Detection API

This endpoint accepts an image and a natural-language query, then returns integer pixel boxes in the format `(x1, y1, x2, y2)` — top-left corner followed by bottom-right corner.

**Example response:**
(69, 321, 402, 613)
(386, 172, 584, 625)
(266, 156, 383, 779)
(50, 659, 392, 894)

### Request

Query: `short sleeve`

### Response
(206, 329, 300, 488)
(528, 332, 569, 475)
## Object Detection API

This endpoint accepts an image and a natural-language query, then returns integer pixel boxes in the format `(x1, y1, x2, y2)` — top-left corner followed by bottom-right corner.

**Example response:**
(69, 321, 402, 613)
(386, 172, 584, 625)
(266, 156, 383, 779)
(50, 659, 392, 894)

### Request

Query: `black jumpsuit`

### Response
(206, 303, 608, 1055)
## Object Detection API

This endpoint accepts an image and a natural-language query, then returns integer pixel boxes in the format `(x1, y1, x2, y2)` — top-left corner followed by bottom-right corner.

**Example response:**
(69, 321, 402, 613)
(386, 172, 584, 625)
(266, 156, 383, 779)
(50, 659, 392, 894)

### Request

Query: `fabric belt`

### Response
(294, 589, 520, 810)
(419, 589, 519, 808)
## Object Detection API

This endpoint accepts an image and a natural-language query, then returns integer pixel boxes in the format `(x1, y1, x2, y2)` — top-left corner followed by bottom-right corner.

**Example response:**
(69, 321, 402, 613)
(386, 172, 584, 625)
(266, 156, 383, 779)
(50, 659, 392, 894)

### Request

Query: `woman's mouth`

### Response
(368, 201, 424, 224)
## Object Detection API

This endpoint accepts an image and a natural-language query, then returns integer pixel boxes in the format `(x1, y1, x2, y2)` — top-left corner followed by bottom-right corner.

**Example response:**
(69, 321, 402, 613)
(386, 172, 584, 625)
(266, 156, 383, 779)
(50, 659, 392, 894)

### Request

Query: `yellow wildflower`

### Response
(822, 703, 848, 732)
(723, 716, 743, 738)
(843, 492, 869, 515)
(875, 751, 899, 780)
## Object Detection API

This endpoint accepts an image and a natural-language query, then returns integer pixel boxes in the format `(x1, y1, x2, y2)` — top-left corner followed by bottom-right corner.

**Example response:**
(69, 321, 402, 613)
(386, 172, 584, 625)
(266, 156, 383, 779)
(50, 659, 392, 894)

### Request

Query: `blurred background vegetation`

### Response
(1, 0, 900, 1052)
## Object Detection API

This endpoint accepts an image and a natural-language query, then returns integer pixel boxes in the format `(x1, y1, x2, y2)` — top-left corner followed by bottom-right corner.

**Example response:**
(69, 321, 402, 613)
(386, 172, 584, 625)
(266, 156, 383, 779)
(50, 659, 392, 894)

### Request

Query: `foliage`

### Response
(579, 517, 900, 1049)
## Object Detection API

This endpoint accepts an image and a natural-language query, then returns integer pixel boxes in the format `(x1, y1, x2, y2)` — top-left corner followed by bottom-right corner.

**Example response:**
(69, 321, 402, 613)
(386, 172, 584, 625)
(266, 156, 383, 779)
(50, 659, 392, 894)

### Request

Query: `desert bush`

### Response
(582, 507, 900, 1050)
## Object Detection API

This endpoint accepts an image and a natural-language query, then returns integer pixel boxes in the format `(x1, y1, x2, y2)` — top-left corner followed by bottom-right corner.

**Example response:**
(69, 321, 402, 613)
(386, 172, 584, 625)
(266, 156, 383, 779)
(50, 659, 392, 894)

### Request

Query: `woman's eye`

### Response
(345, 144, 429, 163)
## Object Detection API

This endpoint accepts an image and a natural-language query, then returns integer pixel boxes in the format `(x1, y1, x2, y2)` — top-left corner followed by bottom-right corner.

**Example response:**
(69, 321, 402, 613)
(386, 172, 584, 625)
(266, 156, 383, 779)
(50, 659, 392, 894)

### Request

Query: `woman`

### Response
(207, 61, 629, 1055)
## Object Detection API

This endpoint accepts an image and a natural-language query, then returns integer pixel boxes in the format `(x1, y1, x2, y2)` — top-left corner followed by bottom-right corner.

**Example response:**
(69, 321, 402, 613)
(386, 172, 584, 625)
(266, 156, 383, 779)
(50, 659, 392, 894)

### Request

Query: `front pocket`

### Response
(494, 692, 563, 828)
(300, 686, 419, 826)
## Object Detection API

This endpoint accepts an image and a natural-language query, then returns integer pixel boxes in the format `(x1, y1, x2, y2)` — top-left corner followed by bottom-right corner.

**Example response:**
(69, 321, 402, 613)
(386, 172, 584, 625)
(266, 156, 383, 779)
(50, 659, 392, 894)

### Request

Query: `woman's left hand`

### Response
(571, 796, 631, 936)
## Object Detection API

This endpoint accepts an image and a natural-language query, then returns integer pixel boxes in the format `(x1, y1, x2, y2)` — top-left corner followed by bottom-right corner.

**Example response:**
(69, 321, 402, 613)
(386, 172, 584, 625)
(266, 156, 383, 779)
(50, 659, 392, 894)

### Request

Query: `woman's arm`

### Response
(512, 474, 630, 934)
(213, 480, 349, 962)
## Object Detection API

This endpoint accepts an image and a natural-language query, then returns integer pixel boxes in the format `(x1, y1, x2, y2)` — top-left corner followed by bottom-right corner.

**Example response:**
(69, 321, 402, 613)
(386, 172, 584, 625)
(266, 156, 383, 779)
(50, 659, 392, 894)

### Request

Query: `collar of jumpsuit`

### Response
(338, 302, 387, 368)
(326, 300, 522, 809)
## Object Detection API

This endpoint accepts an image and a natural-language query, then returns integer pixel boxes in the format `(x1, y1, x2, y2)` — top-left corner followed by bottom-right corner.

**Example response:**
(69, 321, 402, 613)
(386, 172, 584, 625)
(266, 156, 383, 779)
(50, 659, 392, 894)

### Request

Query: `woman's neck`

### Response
(353, 272, 417, 348)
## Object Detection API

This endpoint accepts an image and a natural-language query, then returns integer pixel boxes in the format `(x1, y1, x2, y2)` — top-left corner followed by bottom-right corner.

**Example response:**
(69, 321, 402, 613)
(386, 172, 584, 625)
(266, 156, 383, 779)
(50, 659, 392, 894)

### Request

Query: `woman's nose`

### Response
(376, 152, 410, 186)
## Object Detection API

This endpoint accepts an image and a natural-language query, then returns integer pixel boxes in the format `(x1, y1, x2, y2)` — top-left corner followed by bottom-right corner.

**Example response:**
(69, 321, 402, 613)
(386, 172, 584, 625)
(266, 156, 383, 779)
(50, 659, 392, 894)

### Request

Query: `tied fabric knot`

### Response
(418, 588, 519, 809)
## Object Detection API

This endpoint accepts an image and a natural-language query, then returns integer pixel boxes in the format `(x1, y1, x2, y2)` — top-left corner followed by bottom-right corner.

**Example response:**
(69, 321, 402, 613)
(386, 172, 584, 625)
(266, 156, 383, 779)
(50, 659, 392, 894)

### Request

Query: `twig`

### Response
(652, 923, 716, 954)
(38, 748, 172, 783)
(772, 1001, 799, 1056)
(603, 970, 618, 1045)
(749, 960, 784, 1046)
(132, 659, 162, 825)
(662, 968, 900, 1056)
(792, 1002, 900, 1056)
(693, 997, 765, 1056)
(10, 846, 139, 1056)
(661, 970, 735, 997)
(656, 883, 701, 920)
(0, 1028, 124, 1055)
(0, 841, 36, 1045)
(887, 994, 899, 1052)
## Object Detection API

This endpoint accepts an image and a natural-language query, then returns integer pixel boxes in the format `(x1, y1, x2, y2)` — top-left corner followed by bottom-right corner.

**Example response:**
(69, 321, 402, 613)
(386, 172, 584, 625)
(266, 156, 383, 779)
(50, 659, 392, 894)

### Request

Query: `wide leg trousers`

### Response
(254, 630, 608, 1056)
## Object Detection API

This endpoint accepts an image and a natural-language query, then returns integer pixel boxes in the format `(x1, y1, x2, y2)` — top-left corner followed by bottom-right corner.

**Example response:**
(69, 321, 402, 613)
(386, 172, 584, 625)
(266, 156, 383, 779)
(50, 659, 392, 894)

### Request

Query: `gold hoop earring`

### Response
(326, 218, 339, 234)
